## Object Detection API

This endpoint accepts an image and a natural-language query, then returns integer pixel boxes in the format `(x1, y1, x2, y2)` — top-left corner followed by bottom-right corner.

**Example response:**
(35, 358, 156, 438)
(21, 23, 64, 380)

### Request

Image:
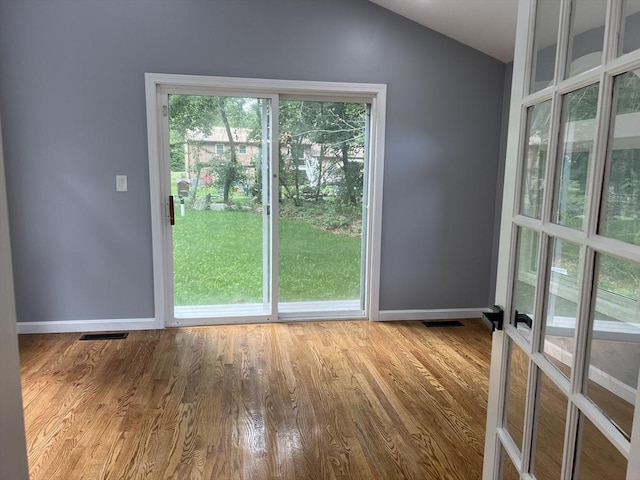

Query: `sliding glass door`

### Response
(278, 100, 369, 315)
(146, 75, 385, 325)
(167, 94, 273, 320)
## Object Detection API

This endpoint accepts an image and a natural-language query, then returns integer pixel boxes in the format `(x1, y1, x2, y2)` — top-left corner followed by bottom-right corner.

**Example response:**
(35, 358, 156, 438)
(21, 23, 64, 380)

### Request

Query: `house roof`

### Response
(187, 127, 255, 143)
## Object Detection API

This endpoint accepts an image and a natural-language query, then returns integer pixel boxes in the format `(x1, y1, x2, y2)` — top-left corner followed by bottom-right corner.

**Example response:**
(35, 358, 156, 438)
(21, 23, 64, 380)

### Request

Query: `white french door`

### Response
(484, 0, 640, 479)
(145, 74, 386, 326)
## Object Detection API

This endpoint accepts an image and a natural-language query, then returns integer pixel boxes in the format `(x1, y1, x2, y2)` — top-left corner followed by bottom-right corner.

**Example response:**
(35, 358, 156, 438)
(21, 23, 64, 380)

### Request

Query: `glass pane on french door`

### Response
(168, 94, 272, 318)
(278, 100, 368, 314)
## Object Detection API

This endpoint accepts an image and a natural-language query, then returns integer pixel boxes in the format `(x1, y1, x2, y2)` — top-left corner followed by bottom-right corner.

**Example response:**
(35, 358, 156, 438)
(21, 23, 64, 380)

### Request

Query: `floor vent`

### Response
(422, 320, 464, 328)
(79, 332, 129, 341)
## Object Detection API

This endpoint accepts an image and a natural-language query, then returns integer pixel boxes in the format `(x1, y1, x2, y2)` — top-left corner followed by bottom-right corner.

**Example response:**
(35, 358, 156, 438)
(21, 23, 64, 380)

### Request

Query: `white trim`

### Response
(168, 316, 272, 327)
(145, 73, 386, 97)
(376, 308, 491, 322)
(498, 427, 525, 473)
(144, 73, 386, 326)
(366, 88, 386, 321)
(167, 311, 365, 327)
(278, 310, 366, 321)
(495, 0, 534, 308)
(144, 74, 167, 330)
(16, 318, 157, 334)
(483, 330, 508, 478)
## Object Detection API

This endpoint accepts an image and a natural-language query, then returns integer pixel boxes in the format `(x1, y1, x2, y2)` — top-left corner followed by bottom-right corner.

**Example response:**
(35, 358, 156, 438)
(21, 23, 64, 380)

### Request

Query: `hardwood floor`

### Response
(19, 320, 492, 480)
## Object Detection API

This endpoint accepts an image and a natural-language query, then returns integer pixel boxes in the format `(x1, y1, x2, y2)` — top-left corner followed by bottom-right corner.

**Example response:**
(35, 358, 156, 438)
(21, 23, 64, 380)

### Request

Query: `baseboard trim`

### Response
(16, 309, 494, 333)
(377, 308, 492, 322)
(17, 318, 159, 334)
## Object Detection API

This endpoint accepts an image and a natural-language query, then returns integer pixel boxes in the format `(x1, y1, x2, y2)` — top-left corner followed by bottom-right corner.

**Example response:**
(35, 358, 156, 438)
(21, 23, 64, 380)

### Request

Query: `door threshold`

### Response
(172, 300, 364, 325)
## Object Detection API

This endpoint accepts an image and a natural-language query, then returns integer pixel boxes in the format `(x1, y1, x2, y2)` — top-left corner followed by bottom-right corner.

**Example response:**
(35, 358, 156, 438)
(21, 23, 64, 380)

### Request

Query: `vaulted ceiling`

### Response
(368, 0, 519, 62)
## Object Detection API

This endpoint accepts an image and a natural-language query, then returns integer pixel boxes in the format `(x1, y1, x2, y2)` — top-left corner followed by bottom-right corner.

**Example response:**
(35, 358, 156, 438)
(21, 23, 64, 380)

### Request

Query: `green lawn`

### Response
(173, 209, 362, 305)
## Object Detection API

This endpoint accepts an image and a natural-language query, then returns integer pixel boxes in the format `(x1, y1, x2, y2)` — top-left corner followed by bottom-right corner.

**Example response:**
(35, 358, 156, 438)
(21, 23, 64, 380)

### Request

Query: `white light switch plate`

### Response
(116, 175, 127, 192)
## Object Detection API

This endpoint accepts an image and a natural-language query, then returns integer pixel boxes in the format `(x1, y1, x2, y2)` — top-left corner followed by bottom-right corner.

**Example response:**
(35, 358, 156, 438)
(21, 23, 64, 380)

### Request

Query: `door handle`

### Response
(514, 310, 532, 329)
(169, 195, 175, 226)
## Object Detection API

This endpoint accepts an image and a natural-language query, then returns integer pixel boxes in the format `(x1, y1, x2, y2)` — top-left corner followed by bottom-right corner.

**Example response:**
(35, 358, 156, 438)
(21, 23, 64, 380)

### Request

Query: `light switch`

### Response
(116, 175, 128, 192)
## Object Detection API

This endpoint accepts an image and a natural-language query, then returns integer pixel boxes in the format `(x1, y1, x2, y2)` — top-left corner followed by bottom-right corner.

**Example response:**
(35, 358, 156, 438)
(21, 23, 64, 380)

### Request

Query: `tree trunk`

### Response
(293, 141, 303, 206)
(315, 145, 325, 201)
(190, 143, 202, 203)
(341, 144, 356, 205)
(218, 98, 237, 203)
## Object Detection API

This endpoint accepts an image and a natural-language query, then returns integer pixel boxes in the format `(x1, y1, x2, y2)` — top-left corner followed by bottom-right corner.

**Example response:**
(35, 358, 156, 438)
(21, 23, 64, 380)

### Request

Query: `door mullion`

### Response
(555, 0, 573, 86)
(270, 95, 279, 321)
(261, 99, 270, 313)
(541, 90, 563, 226)
(585, 72, 614, 241)
(520, 359, 539, 475)
(604, 0, 623, 65)
(562, 244, 595, 479)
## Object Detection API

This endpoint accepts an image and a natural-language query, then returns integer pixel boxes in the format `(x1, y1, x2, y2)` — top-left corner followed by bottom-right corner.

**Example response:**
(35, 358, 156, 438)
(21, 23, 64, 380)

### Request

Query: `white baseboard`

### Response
(17, 318, 159, 334)
(377, 308, 492, 322)
(16, 309, 494, 333)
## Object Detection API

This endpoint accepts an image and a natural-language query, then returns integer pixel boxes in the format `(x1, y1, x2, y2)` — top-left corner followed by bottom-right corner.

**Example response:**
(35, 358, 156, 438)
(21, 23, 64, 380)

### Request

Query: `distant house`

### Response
(184, 127, 259, 178)
(183, 126, 365, 189)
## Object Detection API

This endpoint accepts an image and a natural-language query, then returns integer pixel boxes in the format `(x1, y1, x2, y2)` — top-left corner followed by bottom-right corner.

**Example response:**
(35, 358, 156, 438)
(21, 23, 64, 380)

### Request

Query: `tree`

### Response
(312, 102, 366, 205)
(278, 100, 366, 206)
(168, 95, 258, 203)
(278, 101, 317, 205)
(169, 128, 186, 172)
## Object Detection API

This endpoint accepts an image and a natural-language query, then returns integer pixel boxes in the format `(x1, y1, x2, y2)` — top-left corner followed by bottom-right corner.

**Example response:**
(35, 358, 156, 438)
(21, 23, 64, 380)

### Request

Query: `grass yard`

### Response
(173, 209, 362, 305)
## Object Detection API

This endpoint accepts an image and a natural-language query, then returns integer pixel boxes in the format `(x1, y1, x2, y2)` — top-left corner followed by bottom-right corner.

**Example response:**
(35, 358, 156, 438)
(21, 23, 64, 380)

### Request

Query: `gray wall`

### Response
(0, 0, 506, 321)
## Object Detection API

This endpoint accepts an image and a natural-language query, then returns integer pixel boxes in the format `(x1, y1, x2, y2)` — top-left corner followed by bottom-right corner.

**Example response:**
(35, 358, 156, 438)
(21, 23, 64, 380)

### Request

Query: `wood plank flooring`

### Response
(19, 320, 492, 480)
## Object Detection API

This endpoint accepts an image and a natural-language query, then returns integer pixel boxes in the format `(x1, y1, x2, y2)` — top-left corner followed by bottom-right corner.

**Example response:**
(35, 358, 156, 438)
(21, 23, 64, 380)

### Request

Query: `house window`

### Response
(238, 144, 247, 154)
(215, 144, 224, 155)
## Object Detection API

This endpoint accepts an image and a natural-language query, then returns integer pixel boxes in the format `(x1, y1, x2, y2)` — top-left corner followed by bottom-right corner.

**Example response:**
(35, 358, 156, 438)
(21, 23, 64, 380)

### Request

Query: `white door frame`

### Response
(484, 0, 640, 478)
(144, 73, 386, 327)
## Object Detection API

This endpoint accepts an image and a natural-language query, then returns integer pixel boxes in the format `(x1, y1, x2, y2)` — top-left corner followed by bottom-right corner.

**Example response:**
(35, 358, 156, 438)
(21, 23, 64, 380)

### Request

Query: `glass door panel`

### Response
(572, 413, 628, 479)
(168, 94, 272, 319)
(599, 69, 640, 245)
(278, 100, 368, 314)
(504, 339, 530, 452)
(530, 0, 561, 93)
(565, 0, 606, 78)
(530, 370, 567, 479)
(620, 0, 640, 55)
(501, 444, 520, 480)
(512, 228, 541, 340)
(541, 238, 582, 379)
(584, 254, 640, 438)
(520, 101, 552, 219)
(553, 84, 600, 230)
